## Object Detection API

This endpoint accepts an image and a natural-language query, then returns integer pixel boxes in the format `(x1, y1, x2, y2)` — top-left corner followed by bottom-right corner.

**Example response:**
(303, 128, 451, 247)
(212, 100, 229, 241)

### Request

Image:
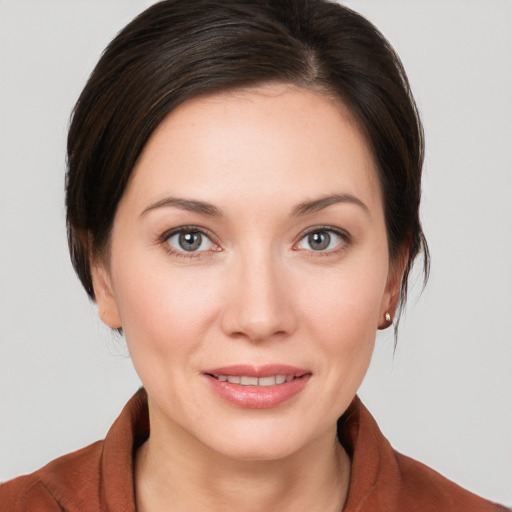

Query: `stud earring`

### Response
(385, 312, 391, 323)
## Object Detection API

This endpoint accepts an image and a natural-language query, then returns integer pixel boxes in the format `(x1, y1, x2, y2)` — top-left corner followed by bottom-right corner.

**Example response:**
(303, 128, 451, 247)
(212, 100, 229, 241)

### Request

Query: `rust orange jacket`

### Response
(0, 388, 508, 511)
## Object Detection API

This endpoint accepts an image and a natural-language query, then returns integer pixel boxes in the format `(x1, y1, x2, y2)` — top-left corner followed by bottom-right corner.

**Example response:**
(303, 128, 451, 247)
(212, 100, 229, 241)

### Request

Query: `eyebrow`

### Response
(141, 197, 222, 217)
(141, 192, 369, 218)
(292, 194, 370, 217)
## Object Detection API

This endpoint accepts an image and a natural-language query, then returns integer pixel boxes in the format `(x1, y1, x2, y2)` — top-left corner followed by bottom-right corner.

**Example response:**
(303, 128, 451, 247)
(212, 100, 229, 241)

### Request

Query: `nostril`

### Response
(219, 262, 298, 341)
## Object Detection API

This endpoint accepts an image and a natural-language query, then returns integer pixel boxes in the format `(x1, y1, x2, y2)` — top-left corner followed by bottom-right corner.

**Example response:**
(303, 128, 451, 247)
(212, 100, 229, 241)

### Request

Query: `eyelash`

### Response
(159, 226, 220, 259)
(159, 225, 351, 259)
(293, 226, 351, 256)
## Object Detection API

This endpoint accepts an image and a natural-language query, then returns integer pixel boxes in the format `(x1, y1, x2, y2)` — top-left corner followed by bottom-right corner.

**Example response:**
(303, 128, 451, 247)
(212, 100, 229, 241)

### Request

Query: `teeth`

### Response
(240, 376, 258, 386)
(215, 374, 296, 386)
(258, 376, 276, 386)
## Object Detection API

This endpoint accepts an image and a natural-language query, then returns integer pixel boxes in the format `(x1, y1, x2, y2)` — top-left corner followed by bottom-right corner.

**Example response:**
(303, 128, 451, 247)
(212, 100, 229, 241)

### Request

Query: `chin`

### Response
(195, 416, 333, 463)
(211, 436, 305, 462)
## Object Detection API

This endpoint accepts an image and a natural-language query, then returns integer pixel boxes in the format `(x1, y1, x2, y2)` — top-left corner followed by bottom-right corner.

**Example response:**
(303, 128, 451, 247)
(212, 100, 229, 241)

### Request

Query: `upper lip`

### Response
(203, 364, 310, 378)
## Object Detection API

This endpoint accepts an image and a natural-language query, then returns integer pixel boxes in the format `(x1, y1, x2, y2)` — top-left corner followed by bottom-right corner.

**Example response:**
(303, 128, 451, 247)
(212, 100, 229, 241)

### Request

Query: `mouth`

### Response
(203, 365, 311, 409)
(207, 374, 300, 386)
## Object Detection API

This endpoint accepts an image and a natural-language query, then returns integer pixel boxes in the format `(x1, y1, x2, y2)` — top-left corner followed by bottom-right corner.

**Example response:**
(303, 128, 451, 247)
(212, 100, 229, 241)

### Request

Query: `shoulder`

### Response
(392, 450, 509, 512)
(0, 389, 147, 512)
(0, 440, 103, 512)
(340, 397, 509, 512)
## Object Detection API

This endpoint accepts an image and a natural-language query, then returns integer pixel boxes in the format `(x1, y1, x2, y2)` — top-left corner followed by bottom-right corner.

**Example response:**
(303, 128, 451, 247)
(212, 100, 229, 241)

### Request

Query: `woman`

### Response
(0, 0, 509, 510)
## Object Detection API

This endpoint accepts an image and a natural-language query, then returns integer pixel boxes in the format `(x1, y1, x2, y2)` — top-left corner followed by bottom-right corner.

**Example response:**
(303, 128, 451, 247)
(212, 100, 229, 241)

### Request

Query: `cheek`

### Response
(299, 260, 387, 339)
(295, 254, 388, 381)
(111, 256, 223, 361)
(306, 285, 378, 378)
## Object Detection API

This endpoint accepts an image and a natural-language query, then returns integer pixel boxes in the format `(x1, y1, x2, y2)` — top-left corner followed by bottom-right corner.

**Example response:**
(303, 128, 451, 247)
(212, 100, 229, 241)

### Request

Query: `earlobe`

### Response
(378, 293, 398, 330)
(90, 259, 122, 329)
(378, 246, 408, 330)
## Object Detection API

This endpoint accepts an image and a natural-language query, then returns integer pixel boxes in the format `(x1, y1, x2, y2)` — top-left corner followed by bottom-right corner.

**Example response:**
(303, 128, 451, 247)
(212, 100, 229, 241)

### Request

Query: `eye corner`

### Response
(160, 225, 221, 258)
(294, 226, 351, 254)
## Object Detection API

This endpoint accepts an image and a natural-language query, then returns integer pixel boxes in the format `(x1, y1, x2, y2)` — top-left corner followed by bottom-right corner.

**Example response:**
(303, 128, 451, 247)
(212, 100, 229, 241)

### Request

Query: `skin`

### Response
(91, 84, 403, 511)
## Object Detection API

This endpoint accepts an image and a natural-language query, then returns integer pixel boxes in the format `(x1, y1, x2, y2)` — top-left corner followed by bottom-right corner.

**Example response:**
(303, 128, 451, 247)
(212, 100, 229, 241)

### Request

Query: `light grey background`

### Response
(1, 0, 511, 505)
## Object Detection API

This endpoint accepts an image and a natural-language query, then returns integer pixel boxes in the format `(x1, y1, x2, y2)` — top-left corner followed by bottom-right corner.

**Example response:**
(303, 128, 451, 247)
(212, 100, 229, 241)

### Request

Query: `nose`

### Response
(220, 249, 298, 343)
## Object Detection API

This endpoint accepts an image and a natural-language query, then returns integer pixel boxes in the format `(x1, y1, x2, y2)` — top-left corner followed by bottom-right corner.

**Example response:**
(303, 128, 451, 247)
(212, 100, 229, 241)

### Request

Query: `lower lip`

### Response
(205, 374, 310, 409)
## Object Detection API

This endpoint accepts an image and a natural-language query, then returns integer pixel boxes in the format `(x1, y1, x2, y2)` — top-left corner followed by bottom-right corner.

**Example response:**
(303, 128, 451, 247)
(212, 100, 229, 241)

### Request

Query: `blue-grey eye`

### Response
(297, 229, 344, 251)
(167, 230, 214, 252)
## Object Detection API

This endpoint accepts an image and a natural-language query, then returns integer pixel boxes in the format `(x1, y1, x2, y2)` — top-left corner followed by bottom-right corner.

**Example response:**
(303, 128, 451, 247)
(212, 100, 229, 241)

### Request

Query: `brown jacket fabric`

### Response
(0, 388, 508, 511)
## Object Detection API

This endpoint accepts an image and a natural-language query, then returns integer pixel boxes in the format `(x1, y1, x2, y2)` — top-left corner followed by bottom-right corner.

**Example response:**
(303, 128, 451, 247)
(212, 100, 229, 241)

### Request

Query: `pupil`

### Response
(179, 232, 202, 251)
(308, 231, 330, 251)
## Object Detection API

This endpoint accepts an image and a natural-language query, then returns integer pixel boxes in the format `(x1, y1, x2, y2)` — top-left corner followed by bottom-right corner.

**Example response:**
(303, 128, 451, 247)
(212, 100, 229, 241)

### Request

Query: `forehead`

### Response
(124, 84, 381, 215)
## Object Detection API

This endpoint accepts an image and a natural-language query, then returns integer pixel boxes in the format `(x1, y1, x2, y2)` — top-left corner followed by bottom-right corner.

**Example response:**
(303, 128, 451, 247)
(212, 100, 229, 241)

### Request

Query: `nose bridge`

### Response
(221, 241, 295, 341)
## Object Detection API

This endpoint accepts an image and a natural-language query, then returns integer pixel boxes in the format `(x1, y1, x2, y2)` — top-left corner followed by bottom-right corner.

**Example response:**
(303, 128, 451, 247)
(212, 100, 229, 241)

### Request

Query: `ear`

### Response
(378, 244, 409, 330)
(90, 256, 122, 329)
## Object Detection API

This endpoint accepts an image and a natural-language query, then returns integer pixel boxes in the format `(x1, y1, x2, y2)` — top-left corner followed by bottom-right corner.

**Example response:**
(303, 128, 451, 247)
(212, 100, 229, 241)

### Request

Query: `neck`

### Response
(135, 403, 351, 512)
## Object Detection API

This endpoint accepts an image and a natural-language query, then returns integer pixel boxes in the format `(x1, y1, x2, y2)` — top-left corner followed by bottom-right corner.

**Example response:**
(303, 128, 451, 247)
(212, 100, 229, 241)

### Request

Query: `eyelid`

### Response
(158, 225, 349, 257)
(293, 226, 351, 253)
(159, 225, 221, 255)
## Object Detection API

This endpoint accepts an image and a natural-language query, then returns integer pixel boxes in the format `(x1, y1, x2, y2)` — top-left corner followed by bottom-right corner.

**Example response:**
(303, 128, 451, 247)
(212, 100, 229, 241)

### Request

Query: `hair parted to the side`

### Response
(66, 0, 429, 340)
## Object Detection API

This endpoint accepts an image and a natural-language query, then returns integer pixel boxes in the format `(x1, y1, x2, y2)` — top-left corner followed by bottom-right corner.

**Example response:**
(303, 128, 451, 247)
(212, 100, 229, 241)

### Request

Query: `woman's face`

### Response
(93, 84, 399, 461)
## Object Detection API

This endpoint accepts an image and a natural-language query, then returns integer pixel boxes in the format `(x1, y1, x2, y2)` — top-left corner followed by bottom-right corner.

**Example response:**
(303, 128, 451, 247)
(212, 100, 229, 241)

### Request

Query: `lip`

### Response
(204, 364, 308, 378)
(203, 364, 311, 409)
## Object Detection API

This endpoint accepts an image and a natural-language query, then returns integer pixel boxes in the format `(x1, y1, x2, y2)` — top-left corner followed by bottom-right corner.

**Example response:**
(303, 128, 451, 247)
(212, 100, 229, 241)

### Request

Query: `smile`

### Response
(211, 375, 296, 386)
(204, 365, 311, 409)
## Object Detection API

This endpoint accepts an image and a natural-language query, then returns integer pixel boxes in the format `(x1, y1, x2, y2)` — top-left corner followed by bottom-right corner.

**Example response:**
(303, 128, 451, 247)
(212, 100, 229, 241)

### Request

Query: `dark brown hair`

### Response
(66, 0, 429, 335)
